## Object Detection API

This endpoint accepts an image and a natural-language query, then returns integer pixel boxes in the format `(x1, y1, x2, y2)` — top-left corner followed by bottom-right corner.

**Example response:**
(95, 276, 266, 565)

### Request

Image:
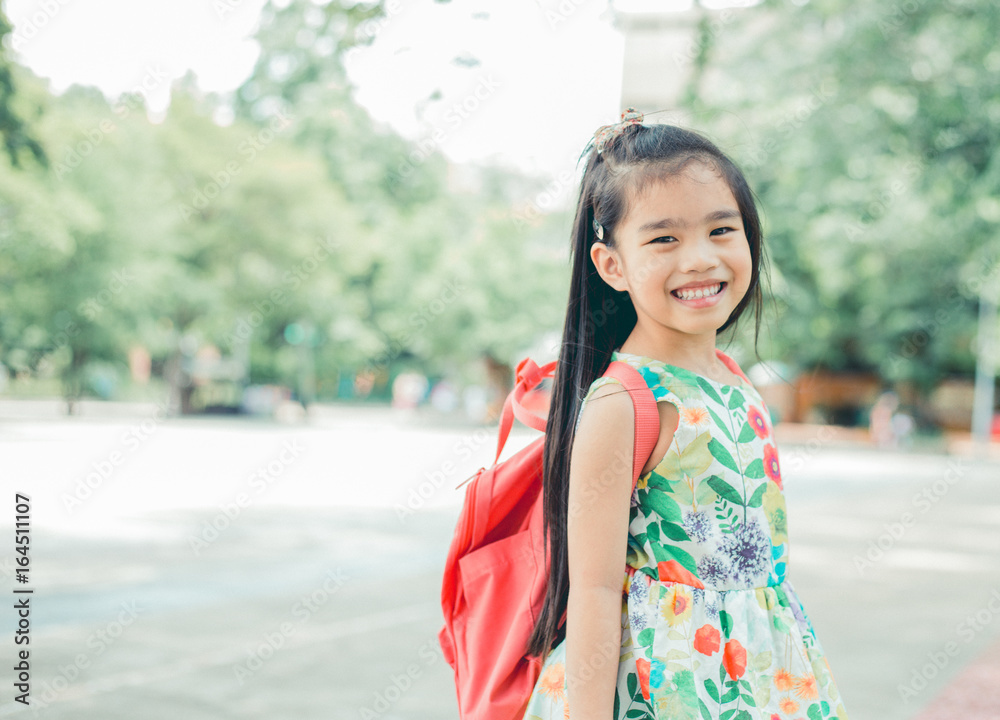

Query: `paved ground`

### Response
(0, 402, 998, 719)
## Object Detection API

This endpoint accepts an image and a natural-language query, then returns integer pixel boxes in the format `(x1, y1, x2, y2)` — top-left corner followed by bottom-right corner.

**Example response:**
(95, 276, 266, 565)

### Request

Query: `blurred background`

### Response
(0, 0, 999, 718)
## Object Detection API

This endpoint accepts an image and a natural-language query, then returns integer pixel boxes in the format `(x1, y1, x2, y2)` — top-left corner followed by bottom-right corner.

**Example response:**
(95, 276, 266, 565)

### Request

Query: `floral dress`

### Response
(522, 349, 849, 720)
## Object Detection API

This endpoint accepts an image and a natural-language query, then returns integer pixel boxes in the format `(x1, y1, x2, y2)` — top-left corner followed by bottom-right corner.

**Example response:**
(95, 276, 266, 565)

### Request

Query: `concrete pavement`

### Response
(0, 404, 998, 719)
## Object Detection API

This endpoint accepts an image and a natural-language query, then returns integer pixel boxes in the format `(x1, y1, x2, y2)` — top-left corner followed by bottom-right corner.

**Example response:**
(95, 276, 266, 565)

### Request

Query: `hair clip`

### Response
(593, 107, 644, 155)
(592, 218, 605, 241)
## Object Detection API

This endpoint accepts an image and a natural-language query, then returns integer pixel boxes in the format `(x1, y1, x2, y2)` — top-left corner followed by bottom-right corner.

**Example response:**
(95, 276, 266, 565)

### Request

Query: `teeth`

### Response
(675, 283, 722, 300)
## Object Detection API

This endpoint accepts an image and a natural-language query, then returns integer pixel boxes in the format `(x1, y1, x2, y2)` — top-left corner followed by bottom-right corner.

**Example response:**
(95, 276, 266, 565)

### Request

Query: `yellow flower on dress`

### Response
(773, 668, 795, 691)
(659, 584, 693, 626)
(539, 662, 565, 700)
(794, 674, 819, 700)
(779, 696, 799, 714)
(681, 405, 710, 428)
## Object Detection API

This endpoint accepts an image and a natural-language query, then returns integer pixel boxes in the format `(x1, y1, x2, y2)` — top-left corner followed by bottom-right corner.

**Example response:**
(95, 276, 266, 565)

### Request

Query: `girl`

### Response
(521, 110, 850, 720)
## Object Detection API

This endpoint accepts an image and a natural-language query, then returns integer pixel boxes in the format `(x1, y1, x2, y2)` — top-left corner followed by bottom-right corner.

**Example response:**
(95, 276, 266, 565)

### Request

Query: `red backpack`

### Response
(438, 356, 659, 720)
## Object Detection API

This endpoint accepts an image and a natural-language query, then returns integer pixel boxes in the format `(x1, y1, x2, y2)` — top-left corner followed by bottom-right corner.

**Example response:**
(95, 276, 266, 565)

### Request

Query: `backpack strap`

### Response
(602, 360, 660, 492)
(492, 358, 557, 466)
(482, 357, 659, 484)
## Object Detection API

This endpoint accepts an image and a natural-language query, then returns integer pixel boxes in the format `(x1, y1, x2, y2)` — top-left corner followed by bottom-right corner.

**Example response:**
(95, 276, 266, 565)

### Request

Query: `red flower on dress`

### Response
(636, 658, 651, 701)
(693, 624, 720, 656)
(763, 444, 782, 489)
(747, 406, 769, 439)
(656, 560, 705, 588)
(722, 639, 747, 680)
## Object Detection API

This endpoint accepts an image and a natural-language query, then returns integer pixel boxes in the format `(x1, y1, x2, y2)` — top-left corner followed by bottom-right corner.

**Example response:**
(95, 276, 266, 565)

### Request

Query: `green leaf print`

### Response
(735, 711, 752, 720)
(740, 692, 756, 707)
(697, 377, 724, 406)
(719, 610, 733, 638)
(720, 684, 740, 703)
(657, 431, 714, 480)
(646, 468, 672, 491)
(637, 628, 655, 647)
(627, 671, 637, 699)
(808, 704, 823, 720)
(695, 480, 719, 506)
(720, 710, 736, 720)
(708, 438, 739, 473)
(661, 521, 691, 541)
(699, 698, 713, 720)
(753, 650, 772, 671)
(651, 542, 700, 577)
(744, 458, 765, 479)
(727, 389, 744, 409)
(747, 483, 767, 508)
(643, 488, 683, 523)
(706, 406, 734, 442)
(613, 688, 620, 719)
(737, 421, 756, 444)
(707, 475, 744, 506)
(704, 678, 720, 702)
(646, 522, 660, 543)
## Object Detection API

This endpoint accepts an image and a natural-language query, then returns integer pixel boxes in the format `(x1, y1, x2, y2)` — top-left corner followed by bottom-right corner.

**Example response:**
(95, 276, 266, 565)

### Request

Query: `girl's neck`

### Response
(617, 331, 728, 378)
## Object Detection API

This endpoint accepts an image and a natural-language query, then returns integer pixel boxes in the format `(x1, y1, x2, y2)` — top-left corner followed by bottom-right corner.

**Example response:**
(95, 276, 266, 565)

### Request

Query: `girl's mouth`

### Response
(671, 282, 726, 306)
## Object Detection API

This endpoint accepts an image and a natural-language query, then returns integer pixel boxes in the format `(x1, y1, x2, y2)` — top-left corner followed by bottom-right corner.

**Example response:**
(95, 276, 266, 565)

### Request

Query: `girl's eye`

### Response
(649, 236, 677, 244)
(710, 226, 735, 236)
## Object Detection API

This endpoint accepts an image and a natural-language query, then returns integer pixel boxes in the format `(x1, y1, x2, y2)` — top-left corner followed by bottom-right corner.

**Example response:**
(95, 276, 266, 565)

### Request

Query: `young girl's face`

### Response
(591, 161, 753, 345)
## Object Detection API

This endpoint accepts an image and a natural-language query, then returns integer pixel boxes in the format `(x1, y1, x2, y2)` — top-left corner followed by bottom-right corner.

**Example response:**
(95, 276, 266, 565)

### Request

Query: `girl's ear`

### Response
(590, 241, 629, 293)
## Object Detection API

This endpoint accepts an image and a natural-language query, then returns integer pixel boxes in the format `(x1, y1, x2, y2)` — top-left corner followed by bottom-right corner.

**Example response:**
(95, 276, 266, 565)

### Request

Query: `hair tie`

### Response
(593, 107, 644, 155)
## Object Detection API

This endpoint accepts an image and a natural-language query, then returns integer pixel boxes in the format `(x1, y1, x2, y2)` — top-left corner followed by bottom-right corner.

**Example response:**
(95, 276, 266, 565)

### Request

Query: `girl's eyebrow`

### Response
(637, 208, 741, 233)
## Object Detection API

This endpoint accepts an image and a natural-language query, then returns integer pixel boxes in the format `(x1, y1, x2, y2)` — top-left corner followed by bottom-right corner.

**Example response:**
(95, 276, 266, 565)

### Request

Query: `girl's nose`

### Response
(678, 236, 719, 272)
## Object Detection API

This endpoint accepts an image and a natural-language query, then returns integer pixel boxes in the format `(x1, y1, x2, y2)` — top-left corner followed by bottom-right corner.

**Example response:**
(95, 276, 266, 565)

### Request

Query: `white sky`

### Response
(3, 0, 645, 182)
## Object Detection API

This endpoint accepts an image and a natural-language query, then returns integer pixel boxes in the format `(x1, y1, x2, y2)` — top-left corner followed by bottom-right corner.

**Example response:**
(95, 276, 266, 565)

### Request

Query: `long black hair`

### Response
(525, 119, 769, 660)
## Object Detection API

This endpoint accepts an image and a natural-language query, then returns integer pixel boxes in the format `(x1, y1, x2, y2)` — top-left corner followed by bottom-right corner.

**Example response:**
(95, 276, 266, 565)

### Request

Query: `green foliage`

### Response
(0, 0, 571, 406)
(0, 5, 47, 168)
(693, 0, 1000, 394)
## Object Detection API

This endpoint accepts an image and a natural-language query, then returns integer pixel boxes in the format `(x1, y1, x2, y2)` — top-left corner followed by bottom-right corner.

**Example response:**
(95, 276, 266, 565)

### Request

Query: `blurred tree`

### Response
(0, 3, 46, 167)
(227, 0, 571, 396)
(686, 0, 1000, 401)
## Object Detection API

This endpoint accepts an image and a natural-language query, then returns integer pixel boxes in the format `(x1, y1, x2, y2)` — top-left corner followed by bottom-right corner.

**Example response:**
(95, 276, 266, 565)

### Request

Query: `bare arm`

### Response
(565, 383, 643, 720)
